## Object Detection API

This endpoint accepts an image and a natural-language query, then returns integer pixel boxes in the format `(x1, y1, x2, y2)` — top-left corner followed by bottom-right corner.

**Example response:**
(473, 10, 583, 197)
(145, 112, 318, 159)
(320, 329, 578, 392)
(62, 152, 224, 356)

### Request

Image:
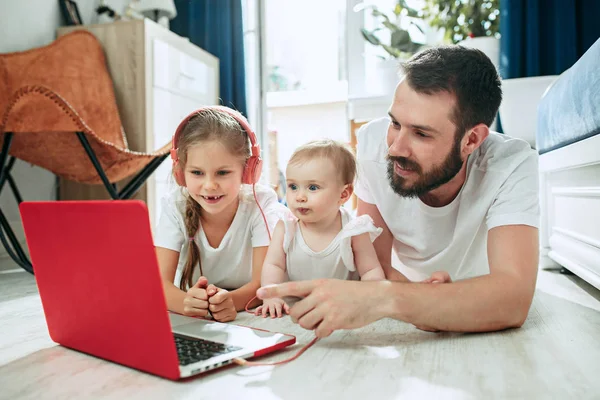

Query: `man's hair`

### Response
(401, 45, 502, 137)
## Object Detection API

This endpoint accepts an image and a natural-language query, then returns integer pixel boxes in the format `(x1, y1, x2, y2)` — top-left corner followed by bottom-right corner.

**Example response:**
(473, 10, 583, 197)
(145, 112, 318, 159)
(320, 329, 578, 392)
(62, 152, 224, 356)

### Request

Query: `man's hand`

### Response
(208, 287, 237, 322)
(257, 279, 385, 338)
(183, 276, 211, 318)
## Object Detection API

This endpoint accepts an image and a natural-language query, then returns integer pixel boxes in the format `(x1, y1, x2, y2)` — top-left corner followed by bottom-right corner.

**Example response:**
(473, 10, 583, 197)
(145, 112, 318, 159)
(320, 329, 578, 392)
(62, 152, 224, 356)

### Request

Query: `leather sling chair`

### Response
(0, 30, 171, 273)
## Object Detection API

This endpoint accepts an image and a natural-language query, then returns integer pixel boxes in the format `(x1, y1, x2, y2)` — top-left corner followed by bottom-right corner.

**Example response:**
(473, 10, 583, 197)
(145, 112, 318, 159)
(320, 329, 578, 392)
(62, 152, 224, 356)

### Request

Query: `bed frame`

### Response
(539, 133, 600, 289)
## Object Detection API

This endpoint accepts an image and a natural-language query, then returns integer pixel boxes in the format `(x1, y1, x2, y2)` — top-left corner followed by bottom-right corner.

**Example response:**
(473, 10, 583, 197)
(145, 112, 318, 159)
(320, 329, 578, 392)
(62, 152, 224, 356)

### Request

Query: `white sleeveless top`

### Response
(281, 207, 382, 281)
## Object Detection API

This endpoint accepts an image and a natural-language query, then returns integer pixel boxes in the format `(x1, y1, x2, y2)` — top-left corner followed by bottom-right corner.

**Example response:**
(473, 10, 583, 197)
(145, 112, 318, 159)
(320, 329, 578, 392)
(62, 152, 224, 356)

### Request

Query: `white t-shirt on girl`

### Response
(154, 184, 288, 289)
(280, 207, 382, 281)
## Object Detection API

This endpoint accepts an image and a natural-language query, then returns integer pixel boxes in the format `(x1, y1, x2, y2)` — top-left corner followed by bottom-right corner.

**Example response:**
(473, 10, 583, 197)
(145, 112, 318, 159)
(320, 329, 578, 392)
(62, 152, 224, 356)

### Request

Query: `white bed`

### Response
(539, 134, 600, 289)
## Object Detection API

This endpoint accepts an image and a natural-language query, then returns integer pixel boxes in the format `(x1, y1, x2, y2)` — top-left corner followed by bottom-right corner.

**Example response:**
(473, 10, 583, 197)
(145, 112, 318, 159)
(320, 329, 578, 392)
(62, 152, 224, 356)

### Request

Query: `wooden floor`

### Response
(1, 266, 599, 400)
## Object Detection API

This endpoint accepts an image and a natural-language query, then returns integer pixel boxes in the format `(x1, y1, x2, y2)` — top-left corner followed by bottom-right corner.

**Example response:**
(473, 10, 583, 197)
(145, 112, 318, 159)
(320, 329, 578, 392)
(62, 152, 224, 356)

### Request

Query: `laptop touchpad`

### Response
(169, 313, 284, 348)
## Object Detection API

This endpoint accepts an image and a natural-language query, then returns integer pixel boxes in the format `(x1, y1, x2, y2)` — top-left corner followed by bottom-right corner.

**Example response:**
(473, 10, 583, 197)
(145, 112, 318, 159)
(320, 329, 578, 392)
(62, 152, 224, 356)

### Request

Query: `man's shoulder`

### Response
(356, 117, 389, 162)
(471, 132, 538, 175)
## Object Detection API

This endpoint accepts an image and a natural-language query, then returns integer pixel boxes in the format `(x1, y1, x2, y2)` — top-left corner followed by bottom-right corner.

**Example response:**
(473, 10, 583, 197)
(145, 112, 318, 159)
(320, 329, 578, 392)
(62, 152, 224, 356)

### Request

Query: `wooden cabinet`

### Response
(57, 19, 219, 226)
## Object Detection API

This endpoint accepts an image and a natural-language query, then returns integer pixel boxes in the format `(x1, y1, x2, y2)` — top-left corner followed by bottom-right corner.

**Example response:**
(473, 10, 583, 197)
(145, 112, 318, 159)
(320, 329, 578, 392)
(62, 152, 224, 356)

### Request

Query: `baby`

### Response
(256, 139, 386, 317)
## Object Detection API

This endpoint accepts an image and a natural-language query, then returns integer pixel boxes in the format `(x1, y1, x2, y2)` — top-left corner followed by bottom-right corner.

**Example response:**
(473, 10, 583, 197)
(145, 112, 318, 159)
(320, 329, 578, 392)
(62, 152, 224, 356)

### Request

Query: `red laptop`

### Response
(19, 200, 295, 380)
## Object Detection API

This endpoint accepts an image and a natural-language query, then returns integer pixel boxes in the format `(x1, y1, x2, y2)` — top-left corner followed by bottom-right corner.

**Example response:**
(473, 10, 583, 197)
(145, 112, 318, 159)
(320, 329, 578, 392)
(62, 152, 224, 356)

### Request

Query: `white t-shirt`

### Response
(355, 117, 540, 281)
(154, 184, 288, 289)
(281, 207, 382, 281)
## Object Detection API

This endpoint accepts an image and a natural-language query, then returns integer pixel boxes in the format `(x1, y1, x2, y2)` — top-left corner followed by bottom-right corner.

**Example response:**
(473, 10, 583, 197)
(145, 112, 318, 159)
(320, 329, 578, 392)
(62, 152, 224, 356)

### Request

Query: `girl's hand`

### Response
(183, 276, 211, 317)
(255, 297, 290, 318)
(208, 288, 237, 322)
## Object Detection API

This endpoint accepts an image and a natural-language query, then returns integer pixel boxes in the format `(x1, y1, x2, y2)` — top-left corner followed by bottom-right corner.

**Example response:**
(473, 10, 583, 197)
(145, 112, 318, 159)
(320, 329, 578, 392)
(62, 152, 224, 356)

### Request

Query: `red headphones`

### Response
(170, 106, 263, 186)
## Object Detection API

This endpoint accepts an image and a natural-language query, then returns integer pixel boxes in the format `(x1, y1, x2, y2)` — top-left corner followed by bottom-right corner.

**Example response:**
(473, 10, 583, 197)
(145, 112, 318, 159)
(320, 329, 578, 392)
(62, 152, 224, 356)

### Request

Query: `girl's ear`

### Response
(339, 184, 353, 205)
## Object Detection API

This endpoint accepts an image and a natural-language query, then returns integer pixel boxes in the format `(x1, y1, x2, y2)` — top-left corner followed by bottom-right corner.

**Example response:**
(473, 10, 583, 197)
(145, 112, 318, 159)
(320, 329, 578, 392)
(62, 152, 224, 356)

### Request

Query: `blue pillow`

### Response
(536, 38, 600, 154)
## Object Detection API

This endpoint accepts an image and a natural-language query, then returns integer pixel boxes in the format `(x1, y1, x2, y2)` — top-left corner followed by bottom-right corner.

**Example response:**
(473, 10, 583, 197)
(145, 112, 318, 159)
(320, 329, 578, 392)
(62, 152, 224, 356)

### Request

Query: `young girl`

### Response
(154, 106, 286, 323)
(255, 139, 386, 318)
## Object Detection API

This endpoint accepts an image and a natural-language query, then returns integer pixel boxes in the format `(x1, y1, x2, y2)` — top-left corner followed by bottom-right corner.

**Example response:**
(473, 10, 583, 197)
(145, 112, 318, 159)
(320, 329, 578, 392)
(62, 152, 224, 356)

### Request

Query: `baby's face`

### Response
(285, 157, 348, 223)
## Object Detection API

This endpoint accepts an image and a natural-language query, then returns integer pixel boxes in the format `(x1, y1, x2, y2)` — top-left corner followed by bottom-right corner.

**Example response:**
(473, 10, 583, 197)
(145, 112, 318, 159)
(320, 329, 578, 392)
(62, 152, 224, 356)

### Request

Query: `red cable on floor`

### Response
(233, 336, 319, 367)
(236, 185, 319, 366)
(236, 295, 320, 367)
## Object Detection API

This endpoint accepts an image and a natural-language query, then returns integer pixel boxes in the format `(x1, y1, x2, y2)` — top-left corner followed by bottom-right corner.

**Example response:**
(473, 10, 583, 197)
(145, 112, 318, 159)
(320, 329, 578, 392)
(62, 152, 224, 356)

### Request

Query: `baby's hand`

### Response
(183, 277, 211, 318)
(255, 297, 290, 318)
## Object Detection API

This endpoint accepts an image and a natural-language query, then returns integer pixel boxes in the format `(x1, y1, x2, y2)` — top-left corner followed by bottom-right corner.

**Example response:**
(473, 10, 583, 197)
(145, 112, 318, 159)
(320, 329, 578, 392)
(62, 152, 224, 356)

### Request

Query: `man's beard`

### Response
(386, 138, 464, 198)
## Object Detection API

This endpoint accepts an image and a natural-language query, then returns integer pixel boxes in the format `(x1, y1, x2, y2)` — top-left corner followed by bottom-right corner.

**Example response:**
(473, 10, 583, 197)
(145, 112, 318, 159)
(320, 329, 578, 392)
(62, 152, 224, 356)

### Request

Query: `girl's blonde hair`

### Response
(173, 108, 252, 291)
(287, 139, 357, 185)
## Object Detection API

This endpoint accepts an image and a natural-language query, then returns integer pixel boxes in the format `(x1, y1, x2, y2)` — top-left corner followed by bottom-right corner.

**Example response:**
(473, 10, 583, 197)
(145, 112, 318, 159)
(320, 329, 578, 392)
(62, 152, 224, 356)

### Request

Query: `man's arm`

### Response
(257, 224, 538, 336)
(384, 224, 539, 332)
(357, 199, 409, 282)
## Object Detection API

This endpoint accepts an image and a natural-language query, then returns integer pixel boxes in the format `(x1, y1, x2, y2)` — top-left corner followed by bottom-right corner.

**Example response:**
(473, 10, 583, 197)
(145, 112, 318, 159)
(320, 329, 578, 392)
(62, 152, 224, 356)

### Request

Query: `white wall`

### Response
(0, 0, 129, 267)
(264, 0, 346, 93)
(242, 0, 262, 130)
(268, 102, 348, 178)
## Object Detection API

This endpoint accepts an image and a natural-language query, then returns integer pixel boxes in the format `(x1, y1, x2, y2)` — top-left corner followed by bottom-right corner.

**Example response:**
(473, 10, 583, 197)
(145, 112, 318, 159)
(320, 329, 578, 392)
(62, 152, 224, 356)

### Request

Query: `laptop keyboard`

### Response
(174, 334, 243, 366)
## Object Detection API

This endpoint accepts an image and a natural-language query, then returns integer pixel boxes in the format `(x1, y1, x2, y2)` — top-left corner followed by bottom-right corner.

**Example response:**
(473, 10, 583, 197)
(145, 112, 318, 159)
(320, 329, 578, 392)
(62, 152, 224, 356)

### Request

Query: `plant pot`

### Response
(371, 57, 403, 95)
(498, 75, 559, 148)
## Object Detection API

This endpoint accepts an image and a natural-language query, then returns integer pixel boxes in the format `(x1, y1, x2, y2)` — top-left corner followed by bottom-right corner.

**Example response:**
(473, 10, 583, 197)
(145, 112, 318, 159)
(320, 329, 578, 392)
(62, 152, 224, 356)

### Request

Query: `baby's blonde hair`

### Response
(288, 139, 356, 185)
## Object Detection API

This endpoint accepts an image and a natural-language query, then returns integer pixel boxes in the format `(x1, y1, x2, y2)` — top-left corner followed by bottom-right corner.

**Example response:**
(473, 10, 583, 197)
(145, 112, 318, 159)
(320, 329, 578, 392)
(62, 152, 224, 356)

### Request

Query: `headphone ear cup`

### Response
(243, 156, 263, 185)
(173, 163, 186, 186)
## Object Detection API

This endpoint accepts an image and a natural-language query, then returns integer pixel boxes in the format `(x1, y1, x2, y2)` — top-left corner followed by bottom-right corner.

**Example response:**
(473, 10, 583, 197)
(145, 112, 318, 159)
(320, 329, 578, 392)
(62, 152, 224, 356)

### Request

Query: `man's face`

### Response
(386, 80, 465, 198)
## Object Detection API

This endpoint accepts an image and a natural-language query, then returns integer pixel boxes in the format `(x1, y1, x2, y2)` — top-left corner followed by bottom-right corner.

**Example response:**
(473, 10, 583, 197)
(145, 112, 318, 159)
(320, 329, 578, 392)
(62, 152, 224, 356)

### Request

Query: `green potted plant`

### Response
(422, 0, 500, 67)
(422, 0, 499, 44)
(355, 0, 426, 59)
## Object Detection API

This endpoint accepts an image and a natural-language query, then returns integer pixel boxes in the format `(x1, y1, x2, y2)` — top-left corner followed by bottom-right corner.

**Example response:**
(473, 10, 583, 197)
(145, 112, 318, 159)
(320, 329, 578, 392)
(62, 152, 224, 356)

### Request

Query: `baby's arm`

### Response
(357, 199, 410, 282)
(353, 233, 449, 284)
(261, 220, 288, 286)
(351, 233, 386, 281)
(256, 221, 290, 317)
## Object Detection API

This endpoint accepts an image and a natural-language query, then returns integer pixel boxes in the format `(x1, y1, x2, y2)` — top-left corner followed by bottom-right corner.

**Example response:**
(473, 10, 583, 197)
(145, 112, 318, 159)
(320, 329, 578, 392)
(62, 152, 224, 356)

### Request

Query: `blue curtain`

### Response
(500, 0, 600, 79)
(171, 0, 247, 116)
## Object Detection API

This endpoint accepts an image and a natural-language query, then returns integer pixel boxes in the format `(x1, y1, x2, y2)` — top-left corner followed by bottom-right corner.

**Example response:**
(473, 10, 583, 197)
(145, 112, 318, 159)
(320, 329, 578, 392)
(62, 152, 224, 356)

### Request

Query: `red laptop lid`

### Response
(19, 200, 180, 380)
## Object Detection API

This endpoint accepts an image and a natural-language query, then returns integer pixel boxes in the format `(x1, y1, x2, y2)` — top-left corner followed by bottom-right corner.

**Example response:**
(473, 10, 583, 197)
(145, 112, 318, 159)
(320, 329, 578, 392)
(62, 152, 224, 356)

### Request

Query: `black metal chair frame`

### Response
(0, 132, 168, 274)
